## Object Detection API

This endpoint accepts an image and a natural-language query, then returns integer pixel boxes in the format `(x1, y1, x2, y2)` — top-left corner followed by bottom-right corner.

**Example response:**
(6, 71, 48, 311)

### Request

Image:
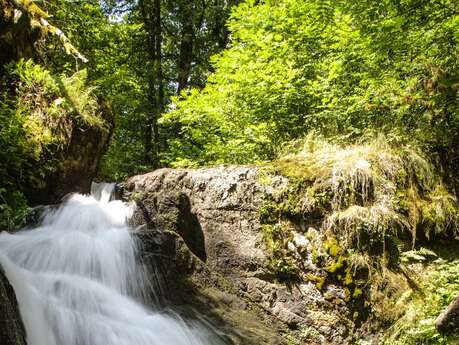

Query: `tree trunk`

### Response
(141, 0, 164, 168)
(177, 0, 194, 94)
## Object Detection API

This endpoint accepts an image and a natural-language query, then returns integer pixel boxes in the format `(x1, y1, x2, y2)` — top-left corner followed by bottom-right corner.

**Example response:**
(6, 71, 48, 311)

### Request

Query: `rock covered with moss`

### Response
(0, 59, 113, 217)
(259, 137, 459, 342)
(122, 166, 357, 344)
(122, 138, 459, 344)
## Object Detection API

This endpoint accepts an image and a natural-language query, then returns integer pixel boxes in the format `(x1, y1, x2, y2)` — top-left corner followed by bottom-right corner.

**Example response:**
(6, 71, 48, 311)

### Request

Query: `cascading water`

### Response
(0, 183, 225, 345)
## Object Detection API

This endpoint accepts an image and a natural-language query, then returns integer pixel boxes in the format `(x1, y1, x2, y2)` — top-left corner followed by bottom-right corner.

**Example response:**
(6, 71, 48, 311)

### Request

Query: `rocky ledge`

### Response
(121, 166, 356, 344)
(0, 265, 26, 345)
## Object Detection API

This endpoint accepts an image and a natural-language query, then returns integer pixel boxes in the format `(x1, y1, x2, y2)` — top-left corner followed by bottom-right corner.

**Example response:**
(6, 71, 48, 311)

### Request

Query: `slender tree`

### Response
(176, 0, 194, 94)
(140, 0, 164, 167)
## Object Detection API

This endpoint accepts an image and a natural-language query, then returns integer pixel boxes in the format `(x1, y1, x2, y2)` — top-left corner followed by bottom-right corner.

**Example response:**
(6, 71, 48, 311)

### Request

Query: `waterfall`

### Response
(0, 183, 224, 345)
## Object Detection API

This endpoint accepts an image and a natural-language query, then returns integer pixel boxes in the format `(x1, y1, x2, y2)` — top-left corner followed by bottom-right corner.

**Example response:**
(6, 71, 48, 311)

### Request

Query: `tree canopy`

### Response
(163, 0, 458, 167)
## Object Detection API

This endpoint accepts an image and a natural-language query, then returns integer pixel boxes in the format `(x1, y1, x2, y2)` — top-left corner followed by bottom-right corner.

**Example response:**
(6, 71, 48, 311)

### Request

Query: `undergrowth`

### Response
(382, 244, 459, 344)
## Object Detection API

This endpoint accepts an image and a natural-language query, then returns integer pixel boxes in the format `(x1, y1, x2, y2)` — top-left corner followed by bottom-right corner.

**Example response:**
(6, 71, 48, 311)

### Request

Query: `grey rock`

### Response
(0, 265, 27, 345)
(436, 295, 459, 334)
(121, 166, 354, 344)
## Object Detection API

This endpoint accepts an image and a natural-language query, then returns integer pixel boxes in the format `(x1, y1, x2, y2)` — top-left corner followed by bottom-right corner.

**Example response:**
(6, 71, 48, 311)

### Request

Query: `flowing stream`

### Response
(0, 183, 224, 345)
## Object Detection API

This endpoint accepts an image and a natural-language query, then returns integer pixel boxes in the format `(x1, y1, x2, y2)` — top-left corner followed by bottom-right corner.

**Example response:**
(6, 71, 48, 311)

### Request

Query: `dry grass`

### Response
(262, 136, 459, 342)
(277, 135, 458, 246)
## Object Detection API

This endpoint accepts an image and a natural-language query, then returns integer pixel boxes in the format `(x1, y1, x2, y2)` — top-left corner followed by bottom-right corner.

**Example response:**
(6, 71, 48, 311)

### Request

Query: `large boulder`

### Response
(0, 266, 26, 345)
(0, 61, 114, 207)
(436, 295, 459, 334)
(122, 166, 354, 344)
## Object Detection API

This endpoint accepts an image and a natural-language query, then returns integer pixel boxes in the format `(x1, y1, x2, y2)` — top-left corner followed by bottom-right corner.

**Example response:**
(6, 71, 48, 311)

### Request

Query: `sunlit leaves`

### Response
(163, 0, 458, 167)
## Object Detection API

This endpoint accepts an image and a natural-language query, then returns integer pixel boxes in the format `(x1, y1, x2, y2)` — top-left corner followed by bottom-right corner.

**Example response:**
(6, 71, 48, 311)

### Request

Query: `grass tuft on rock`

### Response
(271, 135, 458, 245)
(259, 135, 459, 340)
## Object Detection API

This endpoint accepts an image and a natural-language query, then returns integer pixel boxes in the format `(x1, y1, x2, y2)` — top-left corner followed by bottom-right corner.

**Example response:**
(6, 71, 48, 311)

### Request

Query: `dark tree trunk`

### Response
(141, 0, 164, 168)
(177, 0, 194, 94)
(212, 0, 242, 50)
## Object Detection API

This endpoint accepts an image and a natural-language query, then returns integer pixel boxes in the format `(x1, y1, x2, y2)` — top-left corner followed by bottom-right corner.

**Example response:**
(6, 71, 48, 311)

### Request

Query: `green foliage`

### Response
(162, 0, 458, 167)
(9, 59, 106, 131)
(400, 247, 438, 263)
(382, 248, 459, 344)
(0, 189, 29, 230)
(49, 0, 245, 178)
(0, 59, 106, 227)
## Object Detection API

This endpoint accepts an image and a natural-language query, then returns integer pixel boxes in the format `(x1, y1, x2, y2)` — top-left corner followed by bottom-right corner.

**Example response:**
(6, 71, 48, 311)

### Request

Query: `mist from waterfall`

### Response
(0, 183, 224, 345)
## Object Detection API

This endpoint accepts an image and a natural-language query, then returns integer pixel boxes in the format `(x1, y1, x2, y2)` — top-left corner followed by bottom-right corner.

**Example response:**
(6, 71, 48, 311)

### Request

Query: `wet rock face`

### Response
(122, 166, 354, 344)
(436, 295, 459, 334)
(0, 266, 26, 345)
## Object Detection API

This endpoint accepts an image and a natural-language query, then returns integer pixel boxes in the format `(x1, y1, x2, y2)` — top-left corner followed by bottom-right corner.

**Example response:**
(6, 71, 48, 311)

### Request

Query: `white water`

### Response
(0, 183, 224, 345)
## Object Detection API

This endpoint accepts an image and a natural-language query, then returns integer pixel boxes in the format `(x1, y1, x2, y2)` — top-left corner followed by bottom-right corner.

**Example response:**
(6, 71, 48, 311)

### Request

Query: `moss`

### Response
(345, 287, 351, 302)
(353, 288, 363, 299)
(282, 330, 300, 345)
(129, 191, 143, 202)
(261, 223, 300, 280)
(306, 273, 326, 290)
(259, 164, 313, 282)
(306, 227, 319, 241)
(311, 247, 320, 264)
(259, 201, 279, 224)
(268, 159, 314, 180)
(300, 326, 322, 342)
(344, 267, 353, 285)
(325, 256, 344, 273)
(323, 291, 335, 300)
(323, 235, 341, 257)
(257, 168, 275, 186)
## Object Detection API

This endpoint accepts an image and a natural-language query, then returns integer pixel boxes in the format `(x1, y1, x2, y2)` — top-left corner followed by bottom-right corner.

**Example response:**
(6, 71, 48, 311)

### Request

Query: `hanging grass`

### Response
(271, 135, 458, 246)
(259, 135, 459, 337)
